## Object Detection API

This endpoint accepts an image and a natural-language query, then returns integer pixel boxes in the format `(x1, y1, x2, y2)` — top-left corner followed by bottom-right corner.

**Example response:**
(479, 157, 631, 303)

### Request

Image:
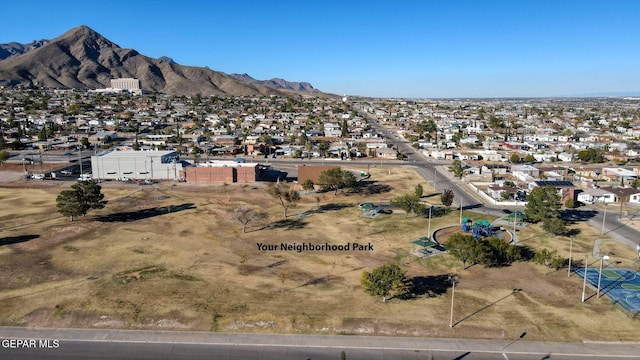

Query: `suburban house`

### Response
(528, 180, 576, 202)
(599, 186, 640, 204)
(576, 187, 617, 204)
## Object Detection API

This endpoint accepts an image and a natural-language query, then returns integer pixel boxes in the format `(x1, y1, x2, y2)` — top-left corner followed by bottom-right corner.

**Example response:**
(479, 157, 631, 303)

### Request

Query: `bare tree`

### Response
(268, 181, 300, 218)
(277, 270, 289, 293)
(229, 206, 268, 234)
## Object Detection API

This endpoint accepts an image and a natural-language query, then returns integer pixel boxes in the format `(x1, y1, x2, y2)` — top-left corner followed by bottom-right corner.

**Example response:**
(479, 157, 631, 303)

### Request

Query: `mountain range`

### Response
(0, 25, 327, 97)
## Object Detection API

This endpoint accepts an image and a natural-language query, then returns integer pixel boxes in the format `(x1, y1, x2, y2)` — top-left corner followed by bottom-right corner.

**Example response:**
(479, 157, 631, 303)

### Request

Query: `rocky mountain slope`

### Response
(0, 26, 325, 97)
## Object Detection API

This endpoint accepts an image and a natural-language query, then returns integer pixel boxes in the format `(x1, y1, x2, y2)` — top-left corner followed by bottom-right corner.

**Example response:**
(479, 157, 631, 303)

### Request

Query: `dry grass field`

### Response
(0, 166, 639, 342)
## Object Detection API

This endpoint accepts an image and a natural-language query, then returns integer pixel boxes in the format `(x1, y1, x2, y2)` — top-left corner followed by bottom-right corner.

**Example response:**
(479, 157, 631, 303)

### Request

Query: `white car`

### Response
(31, 174, 45, 180)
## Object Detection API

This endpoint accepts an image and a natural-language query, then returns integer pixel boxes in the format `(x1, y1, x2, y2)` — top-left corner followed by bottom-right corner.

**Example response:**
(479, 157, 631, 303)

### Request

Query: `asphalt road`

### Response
(1, 327, 639, 360)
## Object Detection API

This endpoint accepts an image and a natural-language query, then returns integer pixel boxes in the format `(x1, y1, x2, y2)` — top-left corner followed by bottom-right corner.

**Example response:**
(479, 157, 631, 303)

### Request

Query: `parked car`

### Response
(31, 174, 45, 180)
(61, 170, 72, 176)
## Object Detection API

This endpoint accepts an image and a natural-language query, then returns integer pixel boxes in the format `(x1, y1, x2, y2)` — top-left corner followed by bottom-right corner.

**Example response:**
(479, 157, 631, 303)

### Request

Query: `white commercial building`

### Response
(110, 78, 142, 94)
(91, 150, 185, 181)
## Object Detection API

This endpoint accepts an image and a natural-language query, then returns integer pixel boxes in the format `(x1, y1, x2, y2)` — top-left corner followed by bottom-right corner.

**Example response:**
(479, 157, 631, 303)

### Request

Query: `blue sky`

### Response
(1, 1, 639, 98)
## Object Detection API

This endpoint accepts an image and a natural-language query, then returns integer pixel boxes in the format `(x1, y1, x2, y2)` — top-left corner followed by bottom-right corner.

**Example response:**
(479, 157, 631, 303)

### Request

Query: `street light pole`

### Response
(449, 275, 458, 328)
(581, 254, 588, 302)
(597, 254, 610, 299)
(513, 210, 517, 242)
(427, 206, 432, 240)
(78, 147, 83, 176)
(459, 194, 463, 225)
(601, 202, 607, 235)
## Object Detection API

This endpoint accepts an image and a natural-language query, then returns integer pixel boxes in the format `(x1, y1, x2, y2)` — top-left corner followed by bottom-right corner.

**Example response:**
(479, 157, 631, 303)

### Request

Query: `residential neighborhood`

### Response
(2, 88, 640, 203)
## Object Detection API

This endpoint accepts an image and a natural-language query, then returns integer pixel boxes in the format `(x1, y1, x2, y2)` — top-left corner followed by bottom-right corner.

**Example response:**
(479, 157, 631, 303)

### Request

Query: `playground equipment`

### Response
(462, 218, 497, 239)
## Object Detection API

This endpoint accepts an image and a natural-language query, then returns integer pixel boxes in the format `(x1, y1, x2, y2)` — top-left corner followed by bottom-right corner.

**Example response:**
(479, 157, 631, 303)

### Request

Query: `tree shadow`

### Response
(565, 228, 581, 237)
(0, 234, 40, 246)
(517, 245, 536, 262)
(95, 203, 196, 222)
(452, 289, 520, 327)
(243, 260, 288, 274)
(402, 274, 453, 299)
(561, 209, 598, 223)
(358, 182, 393, 195)
(317, 203, 353, 212)
(264, 218, 308, 230)
(461, 203, 483, 210)
(430, 206, 452, 218)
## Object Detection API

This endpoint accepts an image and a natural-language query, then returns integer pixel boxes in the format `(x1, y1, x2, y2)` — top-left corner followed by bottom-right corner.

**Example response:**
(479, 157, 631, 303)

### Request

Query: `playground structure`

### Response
(461, 218, 500, 239)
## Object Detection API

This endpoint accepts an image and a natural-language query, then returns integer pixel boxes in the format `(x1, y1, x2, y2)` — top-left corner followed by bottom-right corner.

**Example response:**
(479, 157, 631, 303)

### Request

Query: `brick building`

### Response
(185, 161, 260, 183)
(297, 165, 340, 184)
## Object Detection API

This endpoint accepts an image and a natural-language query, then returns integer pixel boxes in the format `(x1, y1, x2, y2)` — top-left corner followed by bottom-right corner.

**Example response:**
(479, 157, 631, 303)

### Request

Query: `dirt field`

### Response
(0, 166, 639, 342)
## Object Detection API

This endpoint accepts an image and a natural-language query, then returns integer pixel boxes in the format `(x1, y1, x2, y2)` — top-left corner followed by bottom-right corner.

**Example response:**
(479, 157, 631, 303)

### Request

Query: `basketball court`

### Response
(574, 267, 640, 314)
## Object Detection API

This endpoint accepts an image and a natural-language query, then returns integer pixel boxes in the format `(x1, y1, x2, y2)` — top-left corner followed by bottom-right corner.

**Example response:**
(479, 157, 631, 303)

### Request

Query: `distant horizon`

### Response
(1, 1, 639, 98)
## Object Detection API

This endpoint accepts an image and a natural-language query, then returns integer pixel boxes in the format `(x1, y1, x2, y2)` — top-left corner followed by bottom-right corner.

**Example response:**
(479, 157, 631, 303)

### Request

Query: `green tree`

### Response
(341, 119, 349, 137)
(510, 153, 520, 164)
(524, 186, 561, 223)
(317, 141, 330, 157)
(56, 180, 107, 221)
(268, 181, 300, 218)
(301, 179, 315, 191)
(448, 160, 463, 179)
(478, 237, 521, 266)
(318, 168, 357, 195)
(564, 198, 576, 209)
(441, 188, 454, 207)
(524, 154, 536, 163)
(445, 233, 480, 269)
(542, 217, 566, 236)
(414, 184, 424, 199)
(533, 248, 565, 271)
(0, 150, 9, 166)
(80, 137, 90, 149)
(391, 193, 421, 218)
(577, 148, 603, 163)
(360, 264, 411, 302)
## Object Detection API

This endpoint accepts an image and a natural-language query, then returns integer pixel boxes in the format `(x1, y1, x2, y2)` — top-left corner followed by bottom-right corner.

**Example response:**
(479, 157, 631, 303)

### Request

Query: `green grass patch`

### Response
(603, 269, 624, 281)
(621, 284, 640, 290)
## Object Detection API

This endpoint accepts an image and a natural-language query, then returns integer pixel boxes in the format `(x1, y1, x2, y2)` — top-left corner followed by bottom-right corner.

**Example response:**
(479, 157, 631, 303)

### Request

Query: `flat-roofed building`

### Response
(185, 161, 260, 183)
(91, 150, 183, 181)
(110, 78, 142, 94)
